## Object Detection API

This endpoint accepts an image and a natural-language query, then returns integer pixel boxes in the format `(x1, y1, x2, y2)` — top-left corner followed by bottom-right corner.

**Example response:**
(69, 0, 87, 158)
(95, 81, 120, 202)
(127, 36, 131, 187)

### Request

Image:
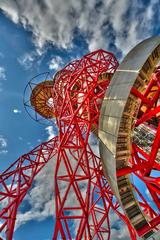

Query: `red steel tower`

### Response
(0, 36, 160, 239)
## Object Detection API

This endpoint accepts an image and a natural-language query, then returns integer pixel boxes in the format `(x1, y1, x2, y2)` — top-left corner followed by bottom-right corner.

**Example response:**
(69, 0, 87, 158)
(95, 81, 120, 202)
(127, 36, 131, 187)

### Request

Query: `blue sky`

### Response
(0, 0, 160, 239)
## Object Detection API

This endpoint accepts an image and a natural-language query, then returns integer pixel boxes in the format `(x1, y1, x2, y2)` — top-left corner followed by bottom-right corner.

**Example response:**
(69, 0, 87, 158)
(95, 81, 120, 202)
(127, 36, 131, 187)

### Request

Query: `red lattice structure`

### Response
(0, 137, 58, 239)
(51, 50, 131, 239)
(0, 46, 159, 240)
(116, 67, 160, 238)
(130, 67, 160, 237)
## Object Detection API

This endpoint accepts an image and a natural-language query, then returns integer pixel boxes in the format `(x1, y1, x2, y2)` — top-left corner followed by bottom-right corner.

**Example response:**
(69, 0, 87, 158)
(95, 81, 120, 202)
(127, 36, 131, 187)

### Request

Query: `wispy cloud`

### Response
(0, 66, 6, 91)
(49, 56, 64, 71)
(0, 149, 8, 154)
(0, 135, 8, 155)
(18, 52, 36, 70)
(0, 0, 159, 57)
(18, 49, 46, 69)
(13, 109, 21, 114)
(0, 136, 7, 148)
(0, 66, 6, 81)
(45, 126, 56, 140)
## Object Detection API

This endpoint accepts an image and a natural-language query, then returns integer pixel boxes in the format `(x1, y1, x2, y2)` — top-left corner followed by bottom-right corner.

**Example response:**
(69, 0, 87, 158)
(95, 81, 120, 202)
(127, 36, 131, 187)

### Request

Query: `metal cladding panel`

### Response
(99, 129, 117, 154)
(99, 141, 121, 202)
(100, 99, 126, 119)
(106, 82, 134, 100)
(98, 36, 160, 210)
(114, 36, 160, 72)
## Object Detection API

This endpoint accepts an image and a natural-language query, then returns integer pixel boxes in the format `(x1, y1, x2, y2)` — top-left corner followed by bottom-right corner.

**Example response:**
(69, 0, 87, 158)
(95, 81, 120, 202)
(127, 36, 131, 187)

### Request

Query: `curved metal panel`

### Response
(98, 36, 160, 238)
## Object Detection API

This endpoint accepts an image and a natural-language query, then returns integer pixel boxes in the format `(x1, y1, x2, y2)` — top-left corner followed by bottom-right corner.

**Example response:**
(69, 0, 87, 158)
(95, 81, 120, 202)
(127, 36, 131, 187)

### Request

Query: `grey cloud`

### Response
(0, 0, 159, 57)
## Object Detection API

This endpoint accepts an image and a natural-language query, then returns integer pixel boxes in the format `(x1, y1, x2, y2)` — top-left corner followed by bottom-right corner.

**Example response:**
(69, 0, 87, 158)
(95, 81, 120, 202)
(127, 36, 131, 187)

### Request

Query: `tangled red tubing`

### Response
(0, 37, 160, 240)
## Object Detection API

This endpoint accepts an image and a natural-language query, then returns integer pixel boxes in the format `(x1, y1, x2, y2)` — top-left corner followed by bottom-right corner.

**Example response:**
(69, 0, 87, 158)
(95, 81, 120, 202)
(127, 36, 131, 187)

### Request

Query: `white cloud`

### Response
(0, 66, 6, 80)
(0, 149, 8, 154)
(18, 49, 46, 69)
(13, 109, 21, 114)
(49, 56, 64, 71)
(110, 0, 158, 56)
(18, 52, 36, 69)
(0, 135, 8, 155)
(0, 0, 159, 57)
(0, 136, 7, 148)
(0, 66, 6, 91)
(45, 126, 56, 140)
(0, 1, 19, 23)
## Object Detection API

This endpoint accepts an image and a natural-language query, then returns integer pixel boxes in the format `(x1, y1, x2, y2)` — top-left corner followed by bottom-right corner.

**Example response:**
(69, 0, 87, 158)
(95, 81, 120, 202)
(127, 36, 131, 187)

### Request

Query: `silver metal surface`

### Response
(98, 36, 160, 238)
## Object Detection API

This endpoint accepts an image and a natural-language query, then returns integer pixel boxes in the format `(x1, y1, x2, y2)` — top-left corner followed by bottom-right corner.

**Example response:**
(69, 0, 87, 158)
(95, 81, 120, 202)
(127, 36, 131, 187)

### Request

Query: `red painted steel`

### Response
(52, 50, 121, 239)
(0, 50, 159, 239)
(0, 137, 58, 239)
(130, 69, 160, 236)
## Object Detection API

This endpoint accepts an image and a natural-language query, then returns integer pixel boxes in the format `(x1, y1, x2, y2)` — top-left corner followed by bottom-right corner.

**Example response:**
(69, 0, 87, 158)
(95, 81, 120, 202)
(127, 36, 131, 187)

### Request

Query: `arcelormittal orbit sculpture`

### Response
(0, 36, 160, 240)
